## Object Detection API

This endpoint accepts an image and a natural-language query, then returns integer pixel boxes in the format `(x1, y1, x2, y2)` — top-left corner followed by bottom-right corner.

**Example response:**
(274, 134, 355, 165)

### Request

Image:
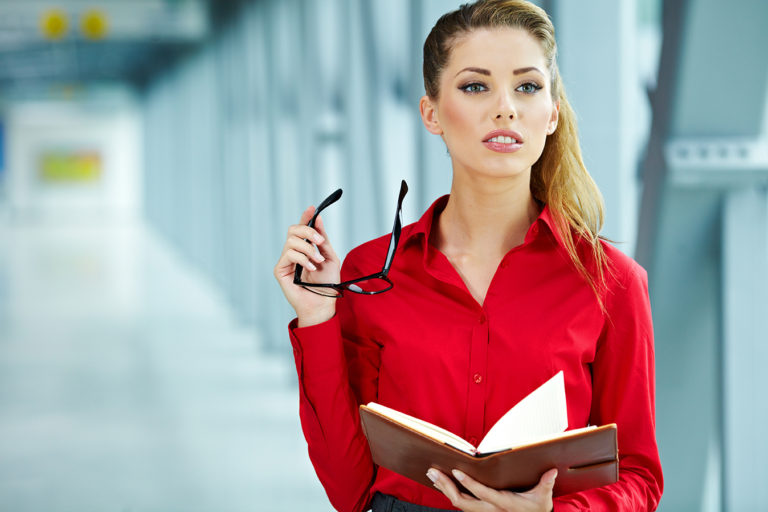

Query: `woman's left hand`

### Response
(427, 467, 557, 512)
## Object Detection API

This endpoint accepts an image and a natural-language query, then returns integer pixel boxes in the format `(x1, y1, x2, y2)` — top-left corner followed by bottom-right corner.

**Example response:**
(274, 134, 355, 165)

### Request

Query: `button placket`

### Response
(465, 310, 489, 447)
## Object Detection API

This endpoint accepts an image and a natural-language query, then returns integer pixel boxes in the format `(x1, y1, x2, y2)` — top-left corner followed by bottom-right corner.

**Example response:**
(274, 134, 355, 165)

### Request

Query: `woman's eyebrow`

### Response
(513, 66, 544, 76)
(454, 66, 544, 77)
(455, 67, 491, 77)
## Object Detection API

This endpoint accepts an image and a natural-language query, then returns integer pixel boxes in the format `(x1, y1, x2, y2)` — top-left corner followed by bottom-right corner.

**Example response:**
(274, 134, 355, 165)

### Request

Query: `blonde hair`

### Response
(423, 0, 611, 306)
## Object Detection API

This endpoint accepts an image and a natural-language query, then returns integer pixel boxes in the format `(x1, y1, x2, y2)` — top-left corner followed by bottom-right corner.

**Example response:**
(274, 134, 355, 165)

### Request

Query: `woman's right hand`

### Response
(273, 206, 341, 327)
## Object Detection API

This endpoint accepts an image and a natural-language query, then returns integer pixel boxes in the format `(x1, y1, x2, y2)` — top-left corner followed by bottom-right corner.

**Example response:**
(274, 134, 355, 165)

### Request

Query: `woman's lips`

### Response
(482, 130, 524, 153)
(483, 140, 523, 153)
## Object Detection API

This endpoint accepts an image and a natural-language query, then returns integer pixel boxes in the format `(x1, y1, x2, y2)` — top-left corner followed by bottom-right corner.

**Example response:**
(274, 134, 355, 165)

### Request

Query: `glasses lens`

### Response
(345, 277, 392, 294)
(302, 286, 342, 298)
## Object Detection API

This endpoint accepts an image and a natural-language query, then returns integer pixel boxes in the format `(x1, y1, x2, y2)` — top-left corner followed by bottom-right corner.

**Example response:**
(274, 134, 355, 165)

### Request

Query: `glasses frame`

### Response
(293, 180, 408, 297)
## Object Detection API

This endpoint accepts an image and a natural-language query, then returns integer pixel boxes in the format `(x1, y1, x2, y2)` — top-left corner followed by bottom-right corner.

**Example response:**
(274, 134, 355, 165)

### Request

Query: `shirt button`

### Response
(473, 373, 483, 384)
(469, 436, 478, 446)
(479, 313, 487, 324)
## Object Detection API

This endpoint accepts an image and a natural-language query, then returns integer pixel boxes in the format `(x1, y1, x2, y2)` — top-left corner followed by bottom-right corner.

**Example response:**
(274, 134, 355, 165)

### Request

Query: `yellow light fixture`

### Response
(81, 9, 108, 40)
(40, 8, 69, 41)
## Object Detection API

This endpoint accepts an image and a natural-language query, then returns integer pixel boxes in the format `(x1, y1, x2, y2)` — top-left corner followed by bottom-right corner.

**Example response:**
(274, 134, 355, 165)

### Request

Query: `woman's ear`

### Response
(547, 99, 560, 135)
(420, 95, 443, 135)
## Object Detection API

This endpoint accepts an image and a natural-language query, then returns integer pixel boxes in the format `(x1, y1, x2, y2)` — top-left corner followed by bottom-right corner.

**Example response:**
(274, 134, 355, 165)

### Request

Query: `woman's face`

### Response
(421, 28, 559, 181)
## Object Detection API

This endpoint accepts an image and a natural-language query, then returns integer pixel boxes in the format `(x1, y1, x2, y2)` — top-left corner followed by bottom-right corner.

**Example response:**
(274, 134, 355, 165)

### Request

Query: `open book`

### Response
(359, 371, 618, 496)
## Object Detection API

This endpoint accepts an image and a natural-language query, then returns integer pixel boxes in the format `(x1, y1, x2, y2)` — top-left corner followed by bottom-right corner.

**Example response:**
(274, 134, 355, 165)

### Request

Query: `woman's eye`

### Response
(516, 82, 543, 94)
(460, 82, 487, 94)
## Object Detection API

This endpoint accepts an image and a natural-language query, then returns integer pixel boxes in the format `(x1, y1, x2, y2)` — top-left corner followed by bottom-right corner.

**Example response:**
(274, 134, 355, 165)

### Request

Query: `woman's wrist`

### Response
(297, 306, 336, 328)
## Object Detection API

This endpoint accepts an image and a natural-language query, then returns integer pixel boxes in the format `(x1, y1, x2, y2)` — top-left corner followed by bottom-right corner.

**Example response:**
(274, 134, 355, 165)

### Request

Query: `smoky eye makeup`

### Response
(516, 81, 543, 94)
(458, 81, 488, 94)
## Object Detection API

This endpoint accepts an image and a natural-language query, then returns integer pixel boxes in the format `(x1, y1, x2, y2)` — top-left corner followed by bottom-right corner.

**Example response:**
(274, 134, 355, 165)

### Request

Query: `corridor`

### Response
(0, 215, 329, 511)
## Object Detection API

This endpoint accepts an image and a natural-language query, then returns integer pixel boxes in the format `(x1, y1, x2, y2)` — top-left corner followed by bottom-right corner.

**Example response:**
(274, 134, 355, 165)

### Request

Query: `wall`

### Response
(5, 93, 142, 221)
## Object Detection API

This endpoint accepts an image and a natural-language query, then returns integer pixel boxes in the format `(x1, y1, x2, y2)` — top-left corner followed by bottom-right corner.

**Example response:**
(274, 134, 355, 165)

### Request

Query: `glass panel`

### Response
(346, 277, 391, 293)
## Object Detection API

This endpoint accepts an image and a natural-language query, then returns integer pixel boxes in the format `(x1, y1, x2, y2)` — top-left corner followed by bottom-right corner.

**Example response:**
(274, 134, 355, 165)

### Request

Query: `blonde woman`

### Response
(274, 1, 663, 510)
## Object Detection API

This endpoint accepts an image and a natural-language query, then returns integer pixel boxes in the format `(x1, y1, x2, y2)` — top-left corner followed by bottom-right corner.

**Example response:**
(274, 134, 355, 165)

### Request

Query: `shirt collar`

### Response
(404, 195, 447, 243)
(404, 194, 565, 250)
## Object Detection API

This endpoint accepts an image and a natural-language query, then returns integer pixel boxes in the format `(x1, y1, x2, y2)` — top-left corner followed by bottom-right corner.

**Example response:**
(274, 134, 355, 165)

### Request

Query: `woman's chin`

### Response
(455, 162, 532, 182)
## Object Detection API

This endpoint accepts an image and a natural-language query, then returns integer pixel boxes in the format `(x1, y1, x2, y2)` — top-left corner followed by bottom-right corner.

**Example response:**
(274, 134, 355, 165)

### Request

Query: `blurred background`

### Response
(0, 0, 765, 510)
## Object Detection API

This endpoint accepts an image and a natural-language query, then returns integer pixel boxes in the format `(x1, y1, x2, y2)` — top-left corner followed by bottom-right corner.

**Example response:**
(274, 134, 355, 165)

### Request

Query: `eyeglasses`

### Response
(293, 180, 408, 297)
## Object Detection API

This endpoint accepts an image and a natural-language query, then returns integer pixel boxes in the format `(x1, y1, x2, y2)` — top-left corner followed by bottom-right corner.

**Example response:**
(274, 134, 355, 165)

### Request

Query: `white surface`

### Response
(477, 371, 567, 455)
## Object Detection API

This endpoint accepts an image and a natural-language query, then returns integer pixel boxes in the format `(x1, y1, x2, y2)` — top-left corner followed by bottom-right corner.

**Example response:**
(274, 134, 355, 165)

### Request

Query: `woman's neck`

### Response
(433, 172, 541, 259)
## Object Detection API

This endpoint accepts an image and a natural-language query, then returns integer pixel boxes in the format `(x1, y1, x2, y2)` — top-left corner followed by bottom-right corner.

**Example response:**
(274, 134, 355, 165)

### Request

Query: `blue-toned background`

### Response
(0, 1, 765, 511)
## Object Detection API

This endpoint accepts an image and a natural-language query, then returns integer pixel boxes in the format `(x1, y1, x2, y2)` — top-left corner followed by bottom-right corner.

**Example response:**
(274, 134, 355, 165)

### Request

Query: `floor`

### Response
(0, 215, 332, 511)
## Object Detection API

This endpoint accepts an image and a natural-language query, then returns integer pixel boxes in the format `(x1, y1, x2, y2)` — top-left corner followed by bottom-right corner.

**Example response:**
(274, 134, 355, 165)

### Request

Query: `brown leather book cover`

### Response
(359, 405, 618, 497)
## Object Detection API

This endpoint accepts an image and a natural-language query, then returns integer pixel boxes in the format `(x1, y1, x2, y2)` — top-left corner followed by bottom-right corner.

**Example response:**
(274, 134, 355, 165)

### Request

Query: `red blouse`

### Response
(288, 196, 663, 511)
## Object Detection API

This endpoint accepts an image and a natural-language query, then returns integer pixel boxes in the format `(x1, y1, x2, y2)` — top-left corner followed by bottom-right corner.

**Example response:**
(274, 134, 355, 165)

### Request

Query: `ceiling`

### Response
(0, 0, 230, 90)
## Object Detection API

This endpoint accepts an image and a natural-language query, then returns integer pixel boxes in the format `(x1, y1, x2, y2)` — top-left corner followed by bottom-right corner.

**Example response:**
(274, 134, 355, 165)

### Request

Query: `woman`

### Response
(274, 0, 663, 510)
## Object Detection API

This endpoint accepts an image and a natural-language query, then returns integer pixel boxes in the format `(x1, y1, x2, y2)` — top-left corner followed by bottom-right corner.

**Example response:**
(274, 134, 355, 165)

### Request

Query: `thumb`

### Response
(539, 468, 558, 492)
(524, 468, 557, 512)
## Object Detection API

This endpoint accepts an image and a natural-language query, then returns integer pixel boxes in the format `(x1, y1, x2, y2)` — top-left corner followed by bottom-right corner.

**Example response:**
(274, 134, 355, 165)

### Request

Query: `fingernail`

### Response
(426, 469, 438, 483)
(314, 246, 325, 262)
(547, 470, 558, 483)
(306, 262, 317, 271)
(313, 234, 324, 244)
(451, 469, 465, 482)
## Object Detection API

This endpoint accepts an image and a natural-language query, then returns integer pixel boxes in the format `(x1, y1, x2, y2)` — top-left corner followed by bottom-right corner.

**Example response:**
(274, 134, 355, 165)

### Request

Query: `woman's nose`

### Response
(494, 91, 516, 119)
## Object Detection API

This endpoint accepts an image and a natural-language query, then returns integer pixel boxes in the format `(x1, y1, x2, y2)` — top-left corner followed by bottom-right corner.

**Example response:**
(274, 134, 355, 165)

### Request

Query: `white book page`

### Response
(476, 371, 568, 454)
(366, 403, 477, 454)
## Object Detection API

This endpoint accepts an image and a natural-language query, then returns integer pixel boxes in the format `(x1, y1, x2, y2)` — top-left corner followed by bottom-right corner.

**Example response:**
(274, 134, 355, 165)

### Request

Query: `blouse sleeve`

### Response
(288, 257, 381, 512)
(554, 264, 664, 511)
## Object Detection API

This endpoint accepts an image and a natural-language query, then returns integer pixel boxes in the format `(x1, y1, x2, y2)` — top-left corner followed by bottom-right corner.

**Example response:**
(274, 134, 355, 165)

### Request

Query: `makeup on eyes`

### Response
(457, 81, 543, 95)
(517, 82, 543, 93)
(459, 82, 487, 94)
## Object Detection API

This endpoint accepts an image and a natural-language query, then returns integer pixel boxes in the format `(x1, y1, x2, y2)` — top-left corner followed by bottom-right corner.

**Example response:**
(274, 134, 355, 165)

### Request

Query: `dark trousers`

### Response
(370, 492, 455, 512)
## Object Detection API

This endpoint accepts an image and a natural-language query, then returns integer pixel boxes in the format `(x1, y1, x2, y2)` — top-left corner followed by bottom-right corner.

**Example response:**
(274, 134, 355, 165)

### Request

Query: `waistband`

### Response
(370, 492, 455, 512)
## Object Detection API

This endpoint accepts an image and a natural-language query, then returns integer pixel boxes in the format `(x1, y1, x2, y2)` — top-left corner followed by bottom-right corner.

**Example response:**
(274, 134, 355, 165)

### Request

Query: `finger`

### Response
(451, 469, 504, 505)
(523, 468, 557, 501)
(298, 205, 315, 226)
(283, 249, 317, 273)
(286, 237, 326, 264)
(287, 224, 325, 245)
(538, 468, 558, 491)
(314, 215, 339, 262)
(315, 214, 329, 238)
(427, 469, 480, 511)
